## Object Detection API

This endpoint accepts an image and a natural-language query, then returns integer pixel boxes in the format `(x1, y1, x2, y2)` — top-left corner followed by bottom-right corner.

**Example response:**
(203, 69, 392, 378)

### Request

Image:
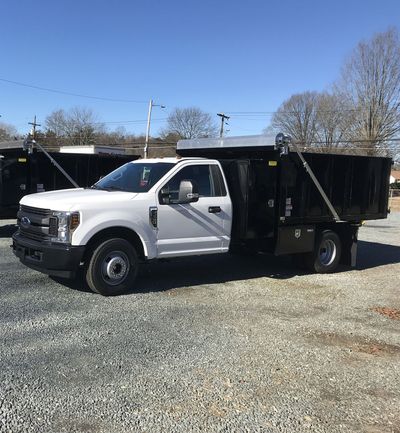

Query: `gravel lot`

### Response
(0, 214, 399, 433)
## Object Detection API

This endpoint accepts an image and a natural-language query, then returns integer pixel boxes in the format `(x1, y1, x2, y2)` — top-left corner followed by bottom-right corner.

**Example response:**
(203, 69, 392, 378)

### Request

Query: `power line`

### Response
(19, 117, 167, 127)
(94, 118, 167, 125)
(228, 114, 276, 120)
(227, 109, 363, 115)
(0, 78, 148, 103)
(292, 138, 400, 145)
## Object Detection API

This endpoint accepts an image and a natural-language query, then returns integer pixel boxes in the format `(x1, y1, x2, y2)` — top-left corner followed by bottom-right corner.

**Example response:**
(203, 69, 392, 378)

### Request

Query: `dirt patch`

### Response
(372, 307, 400, 320)
(307, 332, 400, 357)
(54, 420, 102, 432)
(366, 387, 397, 399)
(359, 424, 400, 433)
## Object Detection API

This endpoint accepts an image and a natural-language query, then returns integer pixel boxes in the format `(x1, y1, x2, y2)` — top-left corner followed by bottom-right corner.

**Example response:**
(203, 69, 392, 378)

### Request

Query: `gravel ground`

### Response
(0, 214, 399, 433)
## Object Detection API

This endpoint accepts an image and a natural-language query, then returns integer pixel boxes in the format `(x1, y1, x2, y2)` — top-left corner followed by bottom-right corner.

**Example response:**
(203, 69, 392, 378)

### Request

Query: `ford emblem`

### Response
(21, 216, 31, 228)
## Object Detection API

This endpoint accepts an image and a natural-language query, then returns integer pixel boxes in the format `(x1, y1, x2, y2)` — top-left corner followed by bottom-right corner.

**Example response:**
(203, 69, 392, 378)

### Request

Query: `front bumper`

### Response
(12, 232, 85, 278)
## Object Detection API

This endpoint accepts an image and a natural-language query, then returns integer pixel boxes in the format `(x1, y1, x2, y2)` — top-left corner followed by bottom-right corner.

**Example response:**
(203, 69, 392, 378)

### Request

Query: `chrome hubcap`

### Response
(319, 239, 336, 266)
(101, 251, 129, 285)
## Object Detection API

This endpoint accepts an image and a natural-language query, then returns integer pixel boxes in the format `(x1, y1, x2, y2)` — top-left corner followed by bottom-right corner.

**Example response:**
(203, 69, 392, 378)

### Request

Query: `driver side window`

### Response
(160, 164, 213, 204)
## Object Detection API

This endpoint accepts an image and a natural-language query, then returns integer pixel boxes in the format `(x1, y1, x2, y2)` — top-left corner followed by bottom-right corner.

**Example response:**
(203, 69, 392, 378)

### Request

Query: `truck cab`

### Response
(13, 158, 232, 295)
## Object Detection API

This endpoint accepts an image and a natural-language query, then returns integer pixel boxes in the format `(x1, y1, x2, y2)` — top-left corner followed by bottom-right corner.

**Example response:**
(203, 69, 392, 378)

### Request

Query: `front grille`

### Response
(18, 205, 55, 242)
(20, 205, 51, 217)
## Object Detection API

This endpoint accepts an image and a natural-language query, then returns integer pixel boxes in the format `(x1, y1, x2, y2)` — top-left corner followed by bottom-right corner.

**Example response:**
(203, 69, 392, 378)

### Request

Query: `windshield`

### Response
(93, 162, 174, 193)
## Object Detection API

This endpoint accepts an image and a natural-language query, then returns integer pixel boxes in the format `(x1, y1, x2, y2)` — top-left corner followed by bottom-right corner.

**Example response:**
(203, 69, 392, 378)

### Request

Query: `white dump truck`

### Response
(12, 135, 391, 295)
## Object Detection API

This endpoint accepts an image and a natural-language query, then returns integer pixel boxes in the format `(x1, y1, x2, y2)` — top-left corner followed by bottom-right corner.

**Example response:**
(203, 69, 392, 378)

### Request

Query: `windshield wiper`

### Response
(101, 186, 126, 192)
(88, 185, 127, 192)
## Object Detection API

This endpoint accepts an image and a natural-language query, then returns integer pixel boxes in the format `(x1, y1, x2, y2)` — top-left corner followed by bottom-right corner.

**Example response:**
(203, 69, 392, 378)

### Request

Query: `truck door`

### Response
(156, 163, 232, 257)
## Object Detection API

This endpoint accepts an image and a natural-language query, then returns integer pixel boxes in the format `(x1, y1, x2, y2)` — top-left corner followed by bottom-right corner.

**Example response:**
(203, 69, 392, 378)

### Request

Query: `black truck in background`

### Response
(0, 141, 138, 218)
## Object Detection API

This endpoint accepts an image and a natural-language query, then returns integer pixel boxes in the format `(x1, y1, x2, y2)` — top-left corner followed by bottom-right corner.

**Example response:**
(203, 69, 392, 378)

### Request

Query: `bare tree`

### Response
(337, 28, 400, 155)
(268, 91, 356, 152)
(95, 126, 129, 146)
(45, 109, 66, 138)
(0, 122, 18, 141)
(315, 92, 355, 149)
(161, 107, 218, 140)
(271, 92, 319, 147)
(45, 106, 105, 146)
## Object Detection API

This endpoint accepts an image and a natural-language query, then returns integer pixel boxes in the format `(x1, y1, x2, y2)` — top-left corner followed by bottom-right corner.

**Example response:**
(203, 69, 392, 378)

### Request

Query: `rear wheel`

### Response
(306, 230, 341, 273)
(85, 238, 138, 296)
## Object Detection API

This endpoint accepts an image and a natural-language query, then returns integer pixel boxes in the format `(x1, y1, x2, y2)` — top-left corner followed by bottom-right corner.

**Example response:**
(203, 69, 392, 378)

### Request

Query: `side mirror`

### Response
(178, 180, 199, 204)
(159, 187, 171, 204)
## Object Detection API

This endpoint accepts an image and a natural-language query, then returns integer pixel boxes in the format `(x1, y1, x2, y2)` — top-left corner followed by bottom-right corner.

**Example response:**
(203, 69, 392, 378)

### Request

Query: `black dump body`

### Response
(0, 147, 137, 218)
(178, 146, 391, 254)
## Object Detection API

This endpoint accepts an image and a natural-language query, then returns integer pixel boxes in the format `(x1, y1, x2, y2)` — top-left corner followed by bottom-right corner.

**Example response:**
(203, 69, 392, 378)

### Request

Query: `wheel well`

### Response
(316, 223, 357, 238)
(83, 227, 146, 263)
(315, 223, 359, 266)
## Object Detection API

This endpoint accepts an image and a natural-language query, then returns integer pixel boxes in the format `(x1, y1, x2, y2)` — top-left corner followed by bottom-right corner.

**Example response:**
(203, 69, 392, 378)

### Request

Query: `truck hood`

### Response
(20, 188, 138, 211)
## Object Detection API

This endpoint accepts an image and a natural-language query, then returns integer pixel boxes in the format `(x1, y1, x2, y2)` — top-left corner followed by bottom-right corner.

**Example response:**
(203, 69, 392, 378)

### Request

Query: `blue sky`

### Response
(0, 0, 399, 137)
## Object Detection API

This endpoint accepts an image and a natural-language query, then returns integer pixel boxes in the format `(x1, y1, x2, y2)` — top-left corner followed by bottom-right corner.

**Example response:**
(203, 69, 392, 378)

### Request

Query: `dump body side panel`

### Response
(278, 152, 391, 224)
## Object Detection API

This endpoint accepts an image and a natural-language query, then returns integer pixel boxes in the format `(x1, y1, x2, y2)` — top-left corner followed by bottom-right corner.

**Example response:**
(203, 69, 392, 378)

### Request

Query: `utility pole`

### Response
(28, 115, 41, 139)
(217, 113, 230, 138)
(144, 99, 165, 159)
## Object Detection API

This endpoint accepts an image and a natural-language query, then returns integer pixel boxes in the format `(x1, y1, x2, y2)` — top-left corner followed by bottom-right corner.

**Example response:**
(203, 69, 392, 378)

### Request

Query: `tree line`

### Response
(0, 106, 218, 158)
(269, 28, 400, 160)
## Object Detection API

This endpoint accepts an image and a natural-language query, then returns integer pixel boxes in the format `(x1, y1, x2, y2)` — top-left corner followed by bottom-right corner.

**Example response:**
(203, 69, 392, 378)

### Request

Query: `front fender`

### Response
(72, 209, 157, 259)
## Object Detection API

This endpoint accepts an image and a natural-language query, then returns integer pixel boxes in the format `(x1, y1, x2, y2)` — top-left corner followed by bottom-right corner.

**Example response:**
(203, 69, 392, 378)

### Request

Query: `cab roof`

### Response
(131, 157, 207, 164)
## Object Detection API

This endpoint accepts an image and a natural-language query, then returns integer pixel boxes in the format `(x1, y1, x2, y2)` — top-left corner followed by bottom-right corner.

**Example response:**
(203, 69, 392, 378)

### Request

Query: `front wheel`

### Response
(85, 238, 138, 296)
(305, 230, 342, 273)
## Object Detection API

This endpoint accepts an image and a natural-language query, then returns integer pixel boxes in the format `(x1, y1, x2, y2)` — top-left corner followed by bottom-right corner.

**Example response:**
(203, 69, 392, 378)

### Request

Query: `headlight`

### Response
(50, 211, 80, 243)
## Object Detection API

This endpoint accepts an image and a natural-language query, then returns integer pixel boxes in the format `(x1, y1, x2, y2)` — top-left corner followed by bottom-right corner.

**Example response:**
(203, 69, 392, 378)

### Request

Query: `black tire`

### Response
(85, 238, 138, 296)
(305, 230, 342, 273)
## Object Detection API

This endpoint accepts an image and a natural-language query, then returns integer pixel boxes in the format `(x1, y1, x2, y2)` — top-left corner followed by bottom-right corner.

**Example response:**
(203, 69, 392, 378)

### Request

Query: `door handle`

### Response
(208, 206, 221, 213)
